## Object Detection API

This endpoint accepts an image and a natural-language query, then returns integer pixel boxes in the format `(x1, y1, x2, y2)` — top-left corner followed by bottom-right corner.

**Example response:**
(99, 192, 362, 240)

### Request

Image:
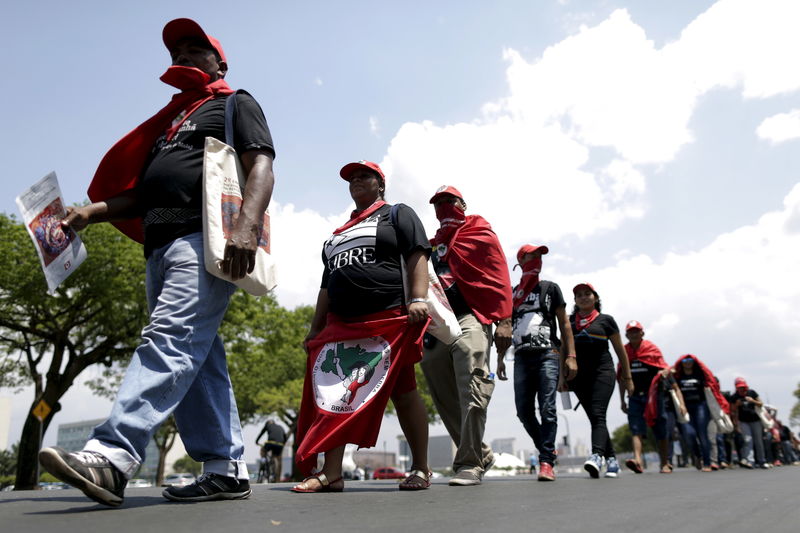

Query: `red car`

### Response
(372, 467, 406, 480)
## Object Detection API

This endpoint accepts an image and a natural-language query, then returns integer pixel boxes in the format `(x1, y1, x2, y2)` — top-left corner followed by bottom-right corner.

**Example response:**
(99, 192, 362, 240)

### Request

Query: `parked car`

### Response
(162, 473, 196, 487)
(128, 478, 153, 488)
(372, 467, 406, 480)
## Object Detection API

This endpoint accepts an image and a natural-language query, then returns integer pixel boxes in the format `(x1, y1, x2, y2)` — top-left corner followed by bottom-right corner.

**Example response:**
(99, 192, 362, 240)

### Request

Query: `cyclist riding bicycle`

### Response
(255, 419, 287, 483)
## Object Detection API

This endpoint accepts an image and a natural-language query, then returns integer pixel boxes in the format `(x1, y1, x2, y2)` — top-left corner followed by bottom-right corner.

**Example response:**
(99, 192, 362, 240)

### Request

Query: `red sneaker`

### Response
(537, 462, 555, 481)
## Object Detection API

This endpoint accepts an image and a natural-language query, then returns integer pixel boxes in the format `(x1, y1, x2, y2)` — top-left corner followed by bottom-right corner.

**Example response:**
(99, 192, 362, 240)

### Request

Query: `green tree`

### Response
(0, 214, 148, 490)
(790, 382, 800, 429)
(610, 423, 657, 454)
(173, 454, 202, 477)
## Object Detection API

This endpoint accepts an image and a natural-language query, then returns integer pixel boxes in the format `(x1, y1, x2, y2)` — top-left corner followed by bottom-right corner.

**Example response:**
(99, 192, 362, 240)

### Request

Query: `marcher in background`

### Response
(38, 18, 275, 506)
(672, 355, 728, 472)
(498, 244, 575, 482)
(256, 419, 287, 481)
(730, 377, 767, 469)
(293, 160, 432, 493)
(619, 320, 675, 474)
(707, 377, 729, 470)
(568, 283, 633, 478)
(421, 185, 513, 486)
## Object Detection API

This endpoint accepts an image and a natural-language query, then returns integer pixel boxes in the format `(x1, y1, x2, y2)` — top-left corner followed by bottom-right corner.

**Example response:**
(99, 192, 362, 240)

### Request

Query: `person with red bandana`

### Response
(730, 377, 767, 468)
(671, 355, 729, 472)
(420, 185, 513, 486)
(38, 19, 275, 506)
(620, 320, 685, 474)
(569, 283, 633, 478)
(495, 244, 575, 481)
(292, 160, 433, 493)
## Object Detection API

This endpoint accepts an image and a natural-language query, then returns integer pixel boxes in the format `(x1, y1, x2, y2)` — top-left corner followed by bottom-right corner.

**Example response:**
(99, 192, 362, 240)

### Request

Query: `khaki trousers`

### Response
(421, 313, 495, 474)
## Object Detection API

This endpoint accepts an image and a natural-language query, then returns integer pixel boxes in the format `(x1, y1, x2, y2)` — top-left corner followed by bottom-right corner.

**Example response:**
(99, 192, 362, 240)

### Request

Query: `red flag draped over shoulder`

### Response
(295, 310, 429, 476)
(86, 77, 233, 243)
(672, 354, 729, 414)
(432, 215, 512, 325)
(618, 339, 667, 379)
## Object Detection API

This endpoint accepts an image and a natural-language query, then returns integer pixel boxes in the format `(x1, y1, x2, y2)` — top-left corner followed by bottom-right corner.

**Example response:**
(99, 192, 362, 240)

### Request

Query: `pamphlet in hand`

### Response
(15, 172, 87, 294)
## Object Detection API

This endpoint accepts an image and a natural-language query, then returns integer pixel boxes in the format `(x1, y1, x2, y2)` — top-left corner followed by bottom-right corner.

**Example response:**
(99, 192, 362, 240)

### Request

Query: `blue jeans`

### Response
(679, 401, 711, 467)
(86, 233, 247, 479)
(513, 349, 559, 465)
(740, 420, 766, 465)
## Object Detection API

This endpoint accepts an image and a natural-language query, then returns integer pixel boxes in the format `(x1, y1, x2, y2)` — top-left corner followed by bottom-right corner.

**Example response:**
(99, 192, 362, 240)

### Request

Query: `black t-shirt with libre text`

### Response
(677, 372, 705, 404)
(630, 360, 660, 396)
(321, 204, 430, 318)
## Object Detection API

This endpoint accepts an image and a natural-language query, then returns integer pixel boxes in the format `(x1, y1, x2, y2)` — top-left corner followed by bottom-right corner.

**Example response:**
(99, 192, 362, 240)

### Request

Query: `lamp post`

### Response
(558, 413, 572, 457)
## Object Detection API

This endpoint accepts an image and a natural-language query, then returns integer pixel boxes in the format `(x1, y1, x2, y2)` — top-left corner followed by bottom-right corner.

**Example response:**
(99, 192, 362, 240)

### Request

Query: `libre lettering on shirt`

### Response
(324, 214, 379, 272)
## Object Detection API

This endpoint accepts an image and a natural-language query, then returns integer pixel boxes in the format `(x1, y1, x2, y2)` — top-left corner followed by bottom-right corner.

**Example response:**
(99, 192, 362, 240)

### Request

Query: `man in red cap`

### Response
(618, 321, 675, 473)
(420, 185, 513, 486)
(496, 244, 575, 481)
(39, 18, 275, 506)
(731, 377, 767, 468)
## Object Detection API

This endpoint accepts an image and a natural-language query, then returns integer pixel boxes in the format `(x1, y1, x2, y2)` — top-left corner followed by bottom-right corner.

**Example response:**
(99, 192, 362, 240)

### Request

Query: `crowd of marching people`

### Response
(37, 18, 797, 507)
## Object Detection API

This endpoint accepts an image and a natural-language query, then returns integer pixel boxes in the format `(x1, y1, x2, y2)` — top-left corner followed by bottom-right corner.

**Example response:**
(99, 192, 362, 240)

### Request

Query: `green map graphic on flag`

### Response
(312, 337, 391, 413)
(320, 342, 382, 378)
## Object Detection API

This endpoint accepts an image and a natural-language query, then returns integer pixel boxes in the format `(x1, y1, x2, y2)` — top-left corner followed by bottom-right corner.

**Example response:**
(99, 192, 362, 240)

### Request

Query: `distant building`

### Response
(491, 437, 515, 455)
(56, 418, 186, 481)
(398, 435, 455, 471)
(353, 449, 396, 469)
(0, 398, 11, 450)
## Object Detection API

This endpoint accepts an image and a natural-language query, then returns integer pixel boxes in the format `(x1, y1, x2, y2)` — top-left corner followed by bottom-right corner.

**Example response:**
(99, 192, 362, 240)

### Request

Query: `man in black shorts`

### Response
(256, 419, 287, 480)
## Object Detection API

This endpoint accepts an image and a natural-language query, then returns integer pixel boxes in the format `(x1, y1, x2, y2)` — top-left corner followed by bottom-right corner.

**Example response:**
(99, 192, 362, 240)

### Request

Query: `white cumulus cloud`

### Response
(757, 109, 800, 144)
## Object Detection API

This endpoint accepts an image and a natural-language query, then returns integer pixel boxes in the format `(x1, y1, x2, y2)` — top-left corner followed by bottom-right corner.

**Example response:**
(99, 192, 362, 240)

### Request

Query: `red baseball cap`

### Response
(516, 244, 549, 264)
(340, 160, 385, 182)
(163, 18, 227, 64)
(626, 320, 644, 331)
(429, 185, 464, 204)
(573, 282, 595, 294)
(734, 377, 748, 389)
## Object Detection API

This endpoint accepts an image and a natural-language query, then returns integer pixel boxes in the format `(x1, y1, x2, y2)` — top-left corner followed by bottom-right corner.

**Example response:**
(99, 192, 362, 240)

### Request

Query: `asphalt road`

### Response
(2, 466, 798, 533)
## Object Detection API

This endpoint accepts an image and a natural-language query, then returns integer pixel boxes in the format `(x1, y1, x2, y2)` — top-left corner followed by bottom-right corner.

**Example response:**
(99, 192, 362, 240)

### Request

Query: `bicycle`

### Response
(256, 441, 282, 483)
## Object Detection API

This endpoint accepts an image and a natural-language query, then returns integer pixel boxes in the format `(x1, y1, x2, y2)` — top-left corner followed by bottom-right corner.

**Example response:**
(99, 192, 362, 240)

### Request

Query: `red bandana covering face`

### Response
(512, 257, 542, 309)
(574, 310, 599, 331)
(431, 213, 512, 325)
(333, 200, 386, 235)
(433, 203, 466, 245)
(295, 309, 429, 476)
(86, 66, 233, 243)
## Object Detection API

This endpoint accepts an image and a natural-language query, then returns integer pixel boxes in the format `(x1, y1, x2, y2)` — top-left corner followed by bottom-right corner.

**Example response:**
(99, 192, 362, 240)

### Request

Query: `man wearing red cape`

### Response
(618, 320, 680, 474)
(420, 185, 513, 486)
(39, 18, 275, 506)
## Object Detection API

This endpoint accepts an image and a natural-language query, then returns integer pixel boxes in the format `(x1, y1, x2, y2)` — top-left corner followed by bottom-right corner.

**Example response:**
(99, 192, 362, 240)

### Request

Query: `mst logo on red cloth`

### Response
(312, 338, 391, 413)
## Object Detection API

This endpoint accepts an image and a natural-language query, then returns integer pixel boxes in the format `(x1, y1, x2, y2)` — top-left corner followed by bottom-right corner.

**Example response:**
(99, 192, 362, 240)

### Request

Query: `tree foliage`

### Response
(0, 214, 148, 489)
(173, 454, 202, 476)
(791, 382, 800, 429)
(611, 423, 657, 454)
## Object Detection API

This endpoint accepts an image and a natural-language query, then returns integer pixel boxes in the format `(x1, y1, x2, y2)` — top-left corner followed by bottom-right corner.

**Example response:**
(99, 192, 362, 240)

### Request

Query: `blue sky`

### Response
(3, 1, 800, 464)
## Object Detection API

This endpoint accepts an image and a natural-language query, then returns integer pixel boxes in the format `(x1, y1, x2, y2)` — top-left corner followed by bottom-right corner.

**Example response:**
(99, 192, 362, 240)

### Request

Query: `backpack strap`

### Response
(224, 89, 251, 147)
(389, 203, 402, 226)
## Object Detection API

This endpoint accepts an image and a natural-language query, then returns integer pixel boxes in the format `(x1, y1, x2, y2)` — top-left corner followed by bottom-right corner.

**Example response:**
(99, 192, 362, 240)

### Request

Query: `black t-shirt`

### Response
(431, 253, 472, 318)
(138, 92, 275, 257)
(630, 360, 660, 396)
(321, 204, 430, 318)
(677, 372, 705, 404)
(571, 313, 618, 365)
(512, 281, 565, 352)
(734, 390, 760, 422)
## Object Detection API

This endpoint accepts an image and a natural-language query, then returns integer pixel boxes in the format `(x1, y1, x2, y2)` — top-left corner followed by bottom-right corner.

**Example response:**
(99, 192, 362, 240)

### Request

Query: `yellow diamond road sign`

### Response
(32, 400, 51, 422)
